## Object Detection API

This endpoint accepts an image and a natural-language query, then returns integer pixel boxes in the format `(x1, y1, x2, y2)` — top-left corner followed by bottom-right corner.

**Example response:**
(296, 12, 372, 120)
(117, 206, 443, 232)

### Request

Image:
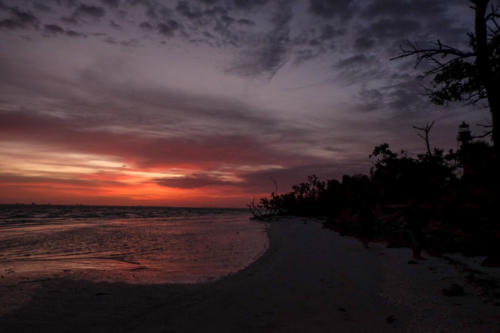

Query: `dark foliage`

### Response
(250, 123, 500, 264)
(394, 0, 500, 153)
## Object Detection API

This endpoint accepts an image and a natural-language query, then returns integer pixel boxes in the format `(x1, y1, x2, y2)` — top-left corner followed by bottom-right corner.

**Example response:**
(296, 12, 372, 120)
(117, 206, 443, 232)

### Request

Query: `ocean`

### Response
(0, 205, 268, 284)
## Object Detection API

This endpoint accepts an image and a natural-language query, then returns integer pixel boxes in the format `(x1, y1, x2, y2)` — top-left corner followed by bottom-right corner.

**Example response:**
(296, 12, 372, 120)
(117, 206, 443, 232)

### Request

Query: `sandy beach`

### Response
(1, 217, 499, 332)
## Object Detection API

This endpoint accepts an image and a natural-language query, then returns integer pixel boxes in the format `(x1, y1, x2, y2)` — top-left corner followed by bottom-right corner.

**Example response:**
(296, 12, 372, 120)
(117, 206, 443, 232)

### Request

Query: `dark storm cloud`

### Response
(73, 4, 106, 19)
(156, 174, 236, 189)
(157, 19, 180, 37)
(43, 23, 86, 37)
(202, 5, 227, 17)
(36, 0, 281, 75)
(367, 18, 421, 39)
(139, 21, 153, 30)
(0, 6, 39, 30)
(165, 3, 243, 47)
(385, 79, 426, 112)
(220, 14, 234, 24)
(308, 0, 356, 19)
(0, 0, 473, 76)
(32, 2, 52, 12)
(335, 54, 371, 68)
(196, 0, 218, 4)
(354, 87, 384, 113)
(60, 3, 106, 25)
(232, 0, 269, 9)
(361, 0, 447, 19)
(0, 0, 476, 90)
(100, 0, 121, 8)
(353, 36, 375, 51)
(104, 37, 138, 46)
(333, 54, 383, 86)
(135, 1, 171, 21)
(358, 0, 470, 47)
(176, 0, 203, 20)
(289, 23, 344, 65)
(237, 18, 253, 25)
(44, 23, 64, 34)
(65, 29, 87, 37)
(310, 0, 475, 121)
(349, 77, 431, 119)
(110, 20, 121, 29)
(228, 1, 292, 78)
(48, 0, 78, 7)
(0, 0, 326, 77)
(319, 24, 341, 40)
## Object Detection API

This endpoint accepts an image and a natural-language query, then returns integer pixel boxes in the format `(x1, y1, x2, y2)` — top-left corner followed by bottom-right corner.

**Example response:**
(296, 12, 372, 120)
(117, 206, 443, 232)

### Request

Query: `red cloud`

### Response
(0, 111, 319, 170)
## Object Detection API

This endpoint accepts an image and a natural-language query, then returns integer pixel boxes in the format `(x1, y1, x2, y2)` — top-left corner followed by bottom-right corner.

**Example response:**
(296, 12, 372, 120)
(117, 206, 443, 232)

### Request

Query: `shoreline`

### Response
(1, 217, 499, 332)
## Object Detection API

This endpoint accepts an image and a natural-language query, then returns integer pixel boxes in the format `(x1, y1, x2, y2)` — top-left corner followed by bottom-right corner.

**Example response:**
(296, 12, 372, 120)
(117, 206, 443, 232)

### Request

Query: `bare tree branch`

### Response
(391, 40, 475, 64)
(413, 121, 435, 155)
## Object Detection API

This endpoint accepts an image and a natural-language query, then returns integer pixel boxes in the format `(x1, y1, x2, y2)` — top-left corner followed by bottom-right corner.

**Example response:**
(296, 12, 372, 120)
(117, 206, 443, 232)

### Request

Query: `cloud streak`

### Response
(0, 5, 39, 30)
(0, 110, 323, 170)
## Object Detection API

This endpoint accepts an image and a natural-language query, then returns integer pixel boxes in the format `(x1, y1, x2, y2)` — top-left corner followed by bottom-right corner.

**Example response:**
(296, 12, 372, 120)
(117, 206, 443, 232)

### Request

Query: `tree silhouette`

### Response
(394, 0, 500, 156)
(413, 121, 435, 156)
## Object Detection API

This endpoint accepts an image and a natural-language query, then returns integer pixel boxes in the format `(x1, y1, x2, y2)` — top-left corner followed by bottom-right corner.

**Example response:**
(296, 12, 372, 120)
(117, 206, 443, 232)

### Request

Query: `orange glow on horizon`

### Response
(0, 141, 271, 208)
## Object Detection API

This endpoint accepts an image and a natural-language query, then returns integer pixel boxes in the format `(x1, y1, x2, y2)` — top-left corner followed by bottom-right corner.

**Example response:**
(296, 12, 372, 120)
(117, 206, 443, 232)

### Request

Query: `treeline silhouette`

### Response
(250, 122, 499, 265)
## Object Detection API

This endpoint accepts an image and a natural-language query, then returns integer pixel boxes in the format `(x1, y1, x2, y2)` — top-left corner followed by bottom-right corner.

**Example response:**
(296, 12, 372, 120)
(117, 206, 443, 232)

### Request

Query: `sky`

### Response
(0, 0, 493, 207)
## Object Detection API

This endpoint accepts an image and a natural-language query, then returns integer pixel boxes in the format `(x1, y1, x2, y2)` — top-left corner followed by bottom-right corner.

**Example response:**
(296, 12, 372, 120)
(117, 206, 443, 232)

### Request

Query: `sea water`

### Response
(0, 205, 268, 284)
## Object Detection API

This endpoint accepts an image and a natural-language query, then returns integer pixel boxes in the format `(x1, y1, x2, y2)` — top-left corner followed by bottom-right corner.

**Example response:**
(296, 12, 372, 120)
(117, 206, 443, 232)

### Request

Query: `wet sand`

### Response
(1, 218, 499, 332)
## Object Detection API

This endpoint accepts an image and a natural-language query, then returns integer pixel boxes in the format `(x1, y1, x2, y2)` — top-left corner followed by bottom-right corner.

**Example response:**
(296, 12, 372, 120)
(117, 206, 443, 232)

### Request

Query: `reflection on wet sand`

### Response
(0, 207, 268, 314)
(1, 212, 268, 284)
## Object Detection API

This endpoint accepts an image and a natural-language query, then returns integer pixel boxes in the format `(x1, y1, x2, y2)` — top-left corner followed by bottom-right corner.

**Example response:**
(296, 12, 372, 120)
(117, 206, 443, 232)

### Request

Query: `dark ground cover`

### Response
(250, 122, 500, 266)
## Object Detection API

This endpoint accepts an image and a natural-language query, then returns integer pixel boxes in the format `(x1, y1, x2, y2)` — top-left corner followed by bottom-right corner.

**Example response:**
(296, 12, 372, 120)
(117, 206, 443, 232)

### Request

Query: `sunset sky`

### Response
(0, 0, 491, 207)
